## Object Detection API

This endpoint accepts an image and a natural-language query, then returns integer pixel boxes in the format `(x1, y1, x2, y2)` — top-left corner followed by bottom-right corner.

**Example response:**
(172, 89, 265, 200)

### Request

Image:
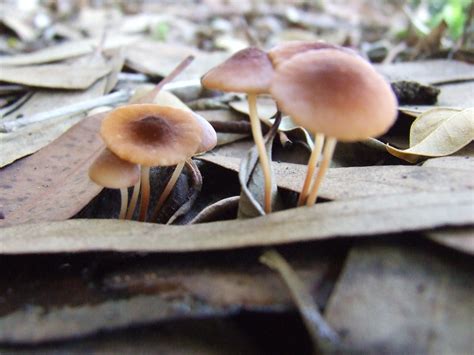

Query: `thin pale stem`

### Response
(306, 137, 337, 206)
(151, 161, 186, 222)
(119, 188, 128, 220)
(138, 166, 151, 222)
(297, 133, 325, 206)
(248, 93, 272, 214)
(126, 179, 141, 220)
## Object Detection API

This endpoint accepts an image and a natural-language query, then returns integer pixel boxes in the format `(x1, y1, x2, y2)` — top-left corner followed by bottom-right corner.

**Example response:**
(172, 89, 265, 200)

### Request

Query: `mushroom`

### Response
(150, 112, 217, 222)
(201, 47, 275, 213)
(100, 104, 203, 221)
(88, 148, 140, 219)
(270, 48, 397, 206)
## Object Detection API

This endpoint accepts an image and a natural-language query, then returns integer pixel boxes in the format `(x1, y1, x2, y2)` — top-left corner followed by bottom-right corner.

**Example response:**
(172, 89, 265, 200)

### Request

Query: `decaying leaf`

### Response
(0, 191, 472, 254)
(190, 196, 240, 224)
(375, 60, 474, 85)
(325, 241, 474, 354)
(0, 62, 111, 90)
(387, 108, 474, 163)
(199, 155, 473, 200)
(0, 113, 105, 227)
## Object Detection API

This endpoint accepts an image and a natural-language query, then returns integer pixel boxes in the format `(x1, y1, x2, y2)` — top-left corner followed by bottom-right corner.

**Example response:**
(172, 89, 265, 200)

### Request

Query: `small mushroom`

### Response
(100, 104, 202, 221)
(270, 49, 397, 206)
(201, 47, 275, 213)
(88, 148, 140, 219)
(150, 112, 217, 222)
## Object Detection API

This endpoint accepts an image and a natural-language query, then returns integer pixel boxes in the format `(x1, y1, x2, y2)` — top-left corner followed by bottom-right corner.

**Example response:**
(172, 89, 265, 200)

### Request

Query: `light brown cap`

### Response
(201, 47, 274, 94)
(268, 41, 358, 68)
(193, 113, 217, 154)
(270, 49, 397, 141)
(89, 148, 140, 189)
(101, 104, 202, 166)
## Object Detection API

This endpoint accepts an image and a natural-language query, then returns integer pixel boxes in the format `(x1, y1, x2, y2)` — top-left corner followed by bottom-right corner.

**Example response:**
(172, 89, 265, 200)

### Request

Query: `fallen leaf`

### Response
(190, 196, 240, 224)
(387, 108, 474, 163)
(0, 35, 139, 66)
(0, 246, 335, 342)
(375, 60, 474, 85)
(425, 228, 474, 255)
(0, 191, 472, 254)
(0, 62, 111, 89)
(229, 96, 277, 121)
(325, 241, 474, 354)
(0, 113, 105, 227)
(199, 155, 474, 200)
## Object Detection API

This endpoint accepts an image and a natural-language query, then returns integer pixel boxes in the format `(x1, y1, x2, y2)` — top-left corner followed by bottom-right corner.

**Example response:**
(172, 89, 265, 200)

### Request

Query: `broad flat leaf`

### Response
(426, 228, 474, 255)
(125, 40, 229, 80)
(0, 246, 335, 343)
(375, 60, 474, 85)
(199, 155, 473, 200)
(409, 107, 463, 145)
(229, 97, 277, 121)
(387, 108, 474, 163)
(0, 113, 105, 227)
(0, 35, 139, 66)
(325, 241, 474, 354)
(0, 53, 122, 167)
(0, 191, 472, 254)
(0, 62, 111, 89)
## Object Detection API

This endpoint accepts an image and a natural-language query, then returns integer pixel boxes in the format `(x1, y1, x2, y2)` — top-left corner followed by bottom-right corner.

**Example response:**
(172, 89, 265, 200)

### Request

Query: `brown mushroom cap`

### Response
(201, 47, 274, 94)
(268, 40, 348, 67)
(270, 49, 397, 141)
(89, 148, 140, 189)
(101, 104, 202, 166)
(193, 113, 217, 154)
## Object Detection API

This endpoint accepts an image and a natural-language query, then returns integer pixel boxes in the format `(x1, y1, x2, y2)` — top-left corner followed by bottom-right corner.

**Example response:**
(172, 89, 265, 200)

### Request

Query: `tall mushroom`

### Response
(88, 148, 140, 219)
(201, 47, 275, 213)
(100, 104, 202, 221)
(270, 49, 397, 206)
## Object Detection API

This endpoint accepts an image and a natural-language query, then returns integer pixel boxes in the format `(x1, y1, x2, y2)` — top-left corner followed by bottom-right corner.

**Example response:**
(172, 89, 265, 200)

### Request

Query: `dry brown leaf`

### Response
(375, 60, 474, 85)
(199, 155, 473, 200)
(229, 96, 277, 121)
(0, 191, 472, 254)
(325, 241, 474, 353)
(0, 35, 139, 66)
(387, 108, 474, 163)
(0, 62, 111, 89)
(190, 196, 240, 224)
(0, 113, 105, 227)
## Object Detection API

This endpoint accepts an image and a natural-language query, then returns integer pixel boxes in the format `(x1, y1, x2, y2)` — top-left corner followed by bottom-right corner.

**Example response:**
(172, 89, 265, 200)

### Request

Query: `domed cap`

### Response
(89, 148, 140, 189)
(201, 47, 274, 94)
(268, 40, 346, 67)
(101, 104, 202, 166)
(270, 49, 397, 141)
(193, 113, 217, 154)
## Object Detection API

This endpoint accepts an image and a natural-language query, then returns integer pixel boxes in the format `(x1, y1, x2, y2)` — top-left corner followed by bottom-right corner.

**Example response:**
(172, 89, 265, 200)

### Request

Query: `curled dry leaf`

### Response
(0, 191, 472, 254)
(387, 108, 474, 163)
(190, 196, 240, 224)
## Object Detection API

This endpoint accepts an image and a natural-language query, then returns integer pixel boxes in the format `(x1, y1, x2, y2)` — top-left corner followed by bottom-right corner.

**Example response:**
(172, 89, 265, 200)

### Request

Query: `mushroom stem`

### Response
(150, 161, 186, 222)
(297, 133, 325, 206)
(248, 93, 273, 214)
(126, 179, 141, 220)
(306, 137, 337, 206)
(119, 188, 128, 220)
(138, 166, 151, 221)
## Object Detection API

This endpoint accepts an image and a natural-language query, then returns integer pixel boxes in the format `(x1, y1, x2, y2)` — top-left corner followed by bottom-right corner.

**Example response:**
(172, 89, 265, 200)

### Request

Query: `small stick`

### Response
(297, 133, 324, 206)
(0, 89, 131, 132)
(150, 161, 186, 222)
(134, 55, 195, 104)
(306, 137, 337, 206)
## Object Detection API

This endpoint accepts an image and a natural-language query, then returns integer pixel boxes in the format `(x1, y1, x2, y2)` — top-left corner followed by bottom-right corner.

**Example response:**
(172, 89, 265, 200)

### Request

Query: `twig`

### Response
(0, 89, 132, 133)
(260, 249, 340, 353)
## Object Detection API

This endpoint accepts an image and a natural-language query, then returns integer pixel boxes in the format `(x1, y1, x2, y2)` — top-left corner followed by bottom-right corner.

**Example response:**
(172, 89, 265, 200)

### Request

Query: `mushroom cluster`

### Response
(202, 41, 397, 210)
(89, 101, 216, 222)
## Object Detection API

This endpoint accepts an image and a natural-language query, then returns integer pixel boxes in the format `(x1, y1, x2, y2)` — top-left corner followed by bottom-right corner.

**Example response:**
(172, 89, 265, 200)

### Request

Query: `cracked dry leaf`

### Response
(0, 191, 472, 254)
(387, 108, 474, 163)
